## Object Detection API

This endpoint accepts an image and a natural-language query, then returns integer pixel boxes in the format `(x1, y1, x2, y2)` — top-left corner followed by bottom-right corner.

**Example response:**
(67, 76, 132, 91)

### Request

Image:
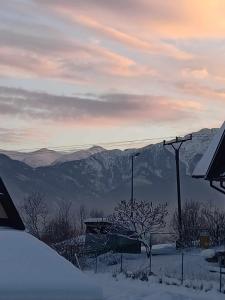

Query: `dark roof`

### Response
(0, 177, 25, 230)
(192, 122, 225, 181)
(84, 218, 111, 224)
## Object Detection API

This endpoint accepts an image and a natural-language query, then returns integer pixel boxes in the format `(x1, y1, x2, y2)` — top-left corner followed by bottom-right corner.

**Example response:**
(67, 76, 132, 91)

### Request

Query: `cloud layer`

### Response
(0, 0, 225, 148)
(0, 87, 199, 126)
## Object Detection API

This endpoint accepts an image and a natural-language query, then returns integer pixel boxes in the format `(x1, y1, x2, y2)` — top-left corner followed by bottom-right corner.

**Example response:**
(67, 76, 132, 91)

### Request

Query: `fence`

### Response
(52, 236, 225, 294)
(76, 247, 225, 294)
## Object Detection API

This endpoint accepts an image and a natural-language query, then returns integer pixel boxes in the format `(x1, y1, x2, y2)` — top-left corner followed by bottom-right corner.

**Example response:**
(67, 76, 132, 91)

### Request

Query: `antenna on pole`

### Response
(163, 134, 192, 247)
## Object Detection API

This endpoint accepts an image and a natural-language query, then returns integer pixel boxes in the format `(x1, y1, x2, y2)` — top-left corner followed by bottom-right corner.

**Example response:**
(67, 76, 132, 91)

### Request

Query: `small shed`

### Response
(84, 218, 141, 254)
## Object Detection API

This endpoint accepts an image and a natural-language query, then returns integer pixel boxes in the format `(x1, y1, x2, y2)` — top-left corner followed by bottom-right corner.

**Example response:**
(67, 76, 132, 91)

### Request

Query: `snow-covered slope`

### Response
(0, 146, 105, 168)
(53, 146, 105, 165)
(0, 126, 221, 210)
(181, 128, 217, 171)
(0, 229, 102, 300)
(0, 148, 63, 168)
(165, 128, 218, 175)
(0, 128, 216, 170)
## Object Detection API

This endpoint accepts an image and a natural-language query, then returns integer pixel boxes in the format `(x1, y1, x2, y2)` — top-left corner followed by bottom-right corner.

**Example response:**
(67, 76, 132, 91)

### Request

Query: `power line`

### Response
(1, 136, 177, 152)
(0, 132, 214, 153)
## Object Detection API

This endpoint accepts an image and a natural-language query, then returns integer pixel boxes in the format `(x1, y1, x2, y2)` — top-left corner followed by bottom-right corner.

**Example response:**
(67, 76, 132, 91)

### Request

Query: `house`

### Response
(192, 121, 225, 194)
(84, 218, 141, 254)
(0, 177, 102, 300)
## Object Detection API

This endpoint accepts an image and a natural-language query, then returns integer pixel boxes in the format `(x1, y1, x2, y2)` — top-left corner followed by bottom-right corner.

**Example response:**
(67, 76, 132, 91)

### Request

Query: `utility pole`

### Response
(163, 135, 192, 246)
(131, 153, 140, 218)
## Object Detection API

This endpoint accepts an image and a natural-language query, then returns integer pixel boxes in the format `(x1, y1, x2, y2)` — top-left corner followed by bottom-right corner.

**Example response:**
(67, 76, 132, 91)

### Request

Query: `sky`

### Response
(1, 0, 225, 150)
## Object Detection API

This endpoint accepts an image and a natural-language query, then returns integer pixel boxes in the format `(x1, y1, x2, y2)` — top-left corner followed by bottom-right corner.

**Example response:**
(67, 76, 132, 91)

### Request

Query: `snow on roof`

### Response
(192, 121, 225, 179)
(84, 217, 110, 224)
(0, 229, 102, 300)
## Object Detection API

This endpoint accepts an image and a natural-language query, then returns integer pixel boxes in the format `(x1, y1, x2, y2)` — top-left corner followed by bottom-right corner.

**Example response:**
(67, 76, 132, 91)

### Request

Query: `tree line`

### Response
(20, 192, 225, 252)
(20, 192, 104, 245)
(172, 200, 225, 247)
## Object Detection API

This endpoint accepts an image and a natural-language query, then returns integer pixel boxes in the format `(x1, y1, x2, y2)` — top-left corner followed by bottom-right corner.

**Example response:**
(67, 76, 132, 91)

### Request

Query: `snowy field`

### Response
(83, 244, 225, 298)
(86, 246, 224, 283)
(88, 272, 225, 300)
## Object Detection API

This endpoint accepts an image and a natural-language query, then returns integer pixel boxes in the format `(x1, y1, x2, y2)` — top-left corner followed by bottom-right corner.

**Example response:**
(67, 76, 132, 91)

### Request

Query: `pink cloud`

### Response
(0, 87, 201, 128)
(54, 10, 192, 60)
(0, 28, 155, 83)
(177, 81, 225, 101)
(36, 0, 225, 38)
(0, 127, 49, 145)
(181, 68, 209, 79)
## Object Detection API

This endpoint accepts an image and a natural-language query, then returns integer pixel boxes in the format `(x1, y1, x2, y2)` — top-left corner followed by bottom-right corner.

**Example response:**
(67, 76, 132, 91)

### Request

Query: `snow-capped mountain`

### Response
(0, 146, 105, 168)
(0, 148, 63, 168)
(53, 146, 105, 165)
(0, 127, 223, 212)
(167, 128, 218, 174)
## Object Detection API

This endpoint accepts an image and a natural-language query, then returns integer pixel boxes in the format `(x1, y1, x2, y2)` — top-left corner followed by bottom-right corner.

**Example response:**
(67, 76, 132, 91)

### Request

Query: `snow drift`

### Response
(0, 229, 102, 300)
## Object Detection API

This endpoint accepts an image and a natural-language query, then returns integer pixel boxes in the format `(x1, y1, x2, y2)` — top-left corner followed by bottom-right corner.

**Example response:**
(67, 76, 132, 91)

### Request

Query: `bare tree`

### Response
(171, 200, 203, 247)
(21, 192, 48, 239)
(57, 199, 72, 223)
(172, 201, 225, 247)
(113, 199, 168, 254)
(202, 207, 225, 246)
(42, 200, 76, 244)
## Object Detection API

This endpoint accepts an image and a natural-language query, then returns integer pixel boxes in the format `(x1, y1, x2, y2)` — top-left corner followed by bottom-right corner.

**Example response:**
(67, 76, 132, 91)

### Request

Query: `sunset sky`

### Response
(1, 0, 225, 150)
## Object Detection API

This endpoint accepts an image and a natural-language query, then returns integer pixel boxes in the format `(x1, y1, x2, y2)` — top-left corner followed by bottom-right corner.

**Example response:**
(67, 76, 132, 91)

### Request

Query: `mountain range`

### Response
(0, 127, 224, 213)
(0, 146, 105, 167)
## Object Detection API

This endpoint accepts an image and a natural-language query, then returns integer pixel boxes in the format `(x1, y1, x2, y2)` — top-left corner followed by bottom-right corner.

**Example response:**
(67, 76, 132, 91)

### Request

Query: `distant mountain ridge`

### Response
(0, 146, 105, 168)
(53, 146, 105, 165)
(0, 127, 223, 212)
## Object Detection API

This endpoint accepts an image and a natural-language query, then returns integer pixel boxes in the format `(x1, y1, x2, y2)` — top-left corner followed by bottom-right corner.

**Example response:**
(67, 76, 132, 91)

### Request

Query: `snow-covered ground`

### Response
(83, 244, 225, 298)
(2, 230, 222, 299)
(88, 272, 224, 300)
(86, 248, 223, 282)
(0, 229, 102, 300)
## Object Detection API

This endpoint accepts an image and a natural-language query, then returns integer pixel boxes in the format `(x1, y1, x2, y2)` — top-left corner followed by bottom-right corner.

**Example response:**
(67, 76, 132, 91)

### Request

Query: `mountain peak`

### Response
(0, 126, 222, 211)
(32, 148, 51, 153)
(89, 145, 105, 151)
